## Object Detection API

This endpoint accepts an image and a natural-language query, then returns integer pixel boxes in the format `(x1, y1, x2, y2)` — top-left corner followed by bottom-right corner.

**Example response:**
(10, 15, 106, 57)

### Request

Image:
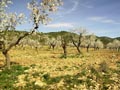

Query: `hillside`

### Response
(97, 36, 114, 45)
(45, 31, 119, 45)
(0, 30, 119, 45)
(115, 37, 120, 40)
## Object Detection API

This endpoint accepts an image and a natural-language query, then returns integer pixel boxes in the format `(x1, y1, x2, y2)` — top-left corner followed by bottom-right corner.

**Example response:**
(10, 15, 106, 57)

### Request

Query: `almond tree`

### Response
(47, 37, 57, 50)
(70, 27, 86, 54)
(112, 39, 120, 52)
(94, 39, 104, 50)
(107, 42, 114, 50)
(0, 0, 63, 69)
(57, 34, 70, 58)
(107, 39, 120, 52)
(85, 34, 96, 52)
(60, 35, 68, 58)
(0, 1, 26, 69)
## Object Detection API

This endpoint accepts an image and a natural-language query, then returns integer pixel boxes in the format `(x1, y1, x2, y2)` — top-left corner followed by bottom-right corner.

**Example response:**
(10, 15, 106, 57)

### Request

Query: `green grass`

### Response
(0, 63, 119, 90)
(0, 65, 29, 90)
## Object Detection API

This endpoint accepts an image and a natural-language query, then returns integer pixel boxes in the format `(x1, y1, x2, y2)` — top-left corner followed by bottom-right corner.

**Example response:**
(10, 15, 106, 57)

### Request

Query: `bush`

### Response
(99, 61, 109, 73)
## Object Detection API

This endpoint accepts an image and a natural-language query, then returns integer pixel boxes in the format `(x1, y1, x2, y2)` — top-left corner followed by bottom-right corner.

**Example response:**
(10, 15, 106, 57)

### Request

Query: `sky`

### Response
(7, 0, 120, 38)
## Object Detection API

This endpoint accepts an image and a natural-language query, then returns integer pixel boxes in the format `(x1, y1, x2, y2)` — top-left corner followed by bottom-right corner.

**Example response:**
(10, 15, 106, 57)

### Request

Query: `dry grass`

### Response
(0, 46, 120, 90)
(0, 46, 119, 77)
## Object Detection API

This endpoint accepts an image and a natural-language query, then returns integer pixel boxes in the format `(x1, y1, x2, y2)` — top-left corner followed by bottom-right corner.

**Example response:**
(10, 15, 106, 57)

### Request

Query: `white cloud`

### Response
(65, 0, 79, 14)
(80, 3, 94, 9)
(102, 19, 115, 23)
(56, 0, 93, 19)
(88, 16, 105, 21)
(66, 0, 93, 14)
(46, 23, 74, 28)
(88, 16, 120, 24)
(56, 0, 79, 18)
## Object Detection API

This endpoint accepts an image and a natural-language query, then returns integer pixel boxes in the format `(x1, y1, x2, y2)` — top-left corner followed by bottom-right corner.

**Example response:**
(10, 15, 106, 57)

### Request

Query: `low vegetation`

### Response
(0, 47, 120, 90)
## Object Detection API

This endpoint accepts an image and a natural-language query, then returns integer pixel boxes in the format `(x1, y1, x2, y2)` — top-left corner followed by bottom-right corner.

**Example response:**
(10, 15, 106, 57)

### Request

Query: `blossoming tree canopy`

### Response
(27, 0, 63, 27)
(0, 0, 63, 69)
(0, 13, 25, 31)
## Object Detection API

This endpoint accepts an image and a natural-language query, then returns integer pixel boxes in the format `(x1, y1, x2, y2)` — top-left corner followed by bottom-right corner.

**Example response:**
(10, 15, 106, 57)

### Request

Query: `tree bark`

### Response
(2, 51, 10, 69)
(73, 42, 81, 54)
(52, 44, 56, 50)
(1, 30, 35, 69)
(87, 45, 90, 52)
(71, 36, 81, 54)
(76, 46, 81, 53)
(62, 44, 67, 58)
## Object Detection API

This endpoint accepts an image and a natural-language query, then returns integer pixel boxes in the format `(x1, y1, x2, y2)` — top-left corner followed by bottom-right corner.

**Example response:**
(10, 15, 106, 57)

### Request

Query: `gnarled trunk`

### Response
(1, 30, 35, 69)
(73, 42, 81, 54)
(62, 44, 67, 58)
(71, 36, 82, 54)
(2, 51, 10, 69)
(76, 46, 81, 54)
(52, 45, 55, 50)
(86, 45, 90, 52)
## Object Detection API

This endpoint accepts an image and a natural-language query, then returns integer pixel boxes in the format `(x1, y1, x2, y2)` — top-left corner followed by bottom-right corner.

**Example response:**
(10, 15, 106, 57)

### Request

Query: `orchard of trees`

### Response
(0, 0, 120, 70)
(0, 0, 120, 90)
(0, 0, 63, 69)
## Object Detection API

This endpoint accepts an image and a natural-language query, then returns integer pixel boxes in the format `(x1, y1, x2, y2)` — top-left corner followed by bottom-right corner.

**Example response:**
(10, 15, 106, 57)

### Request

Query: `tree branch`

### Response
(4, 30, 35, 53)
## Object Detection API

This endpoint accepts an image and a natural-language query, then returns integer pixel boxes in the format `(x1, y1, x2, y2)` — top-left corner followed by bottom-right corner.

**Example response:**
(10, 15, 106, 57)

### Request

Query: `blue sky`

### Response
(7, 0, 120, 38)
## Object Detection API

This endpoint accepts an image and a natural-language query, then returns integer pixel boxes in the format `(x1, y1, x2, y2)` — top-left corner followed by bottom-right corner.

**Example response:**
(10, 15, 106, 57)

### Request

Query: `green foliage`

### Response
(46, 76, 62, 84)
(43, 73, 50, 80)
(60, 54, 67, 59)
(69, 53, 84, 58)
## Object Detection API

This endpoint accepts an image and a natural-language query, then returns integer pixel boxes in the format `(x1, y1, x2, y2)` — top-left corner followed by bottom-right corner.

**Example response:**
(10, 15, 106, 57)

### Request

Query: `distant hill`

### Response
(44, 31, 70, 38)
(97, 36, 114, 45)
(0, 30, 119, 45)
(115, 37, 120, 40)
(45, 31, 79, 37)
(45, 31, 119, 45)
(97, 36, 120, 45)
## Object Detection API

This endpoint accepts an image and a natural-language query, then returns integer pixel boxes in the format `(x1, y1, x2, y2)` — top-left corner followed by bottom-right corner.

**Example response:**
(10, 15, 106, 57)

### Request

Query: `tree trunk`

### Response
(1, 31, 35, 69)
(62, 44, 67, 58)
(52, 45, 55, 50)
(72, 42, 81, 54)
(35, 47, 38, 53)
(63, 46, 67, 58)
(2, 51, 10, 69)
(76, 46, 81, 54)
(71, 38, 81, 54)
(87, 45, 89, 52)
